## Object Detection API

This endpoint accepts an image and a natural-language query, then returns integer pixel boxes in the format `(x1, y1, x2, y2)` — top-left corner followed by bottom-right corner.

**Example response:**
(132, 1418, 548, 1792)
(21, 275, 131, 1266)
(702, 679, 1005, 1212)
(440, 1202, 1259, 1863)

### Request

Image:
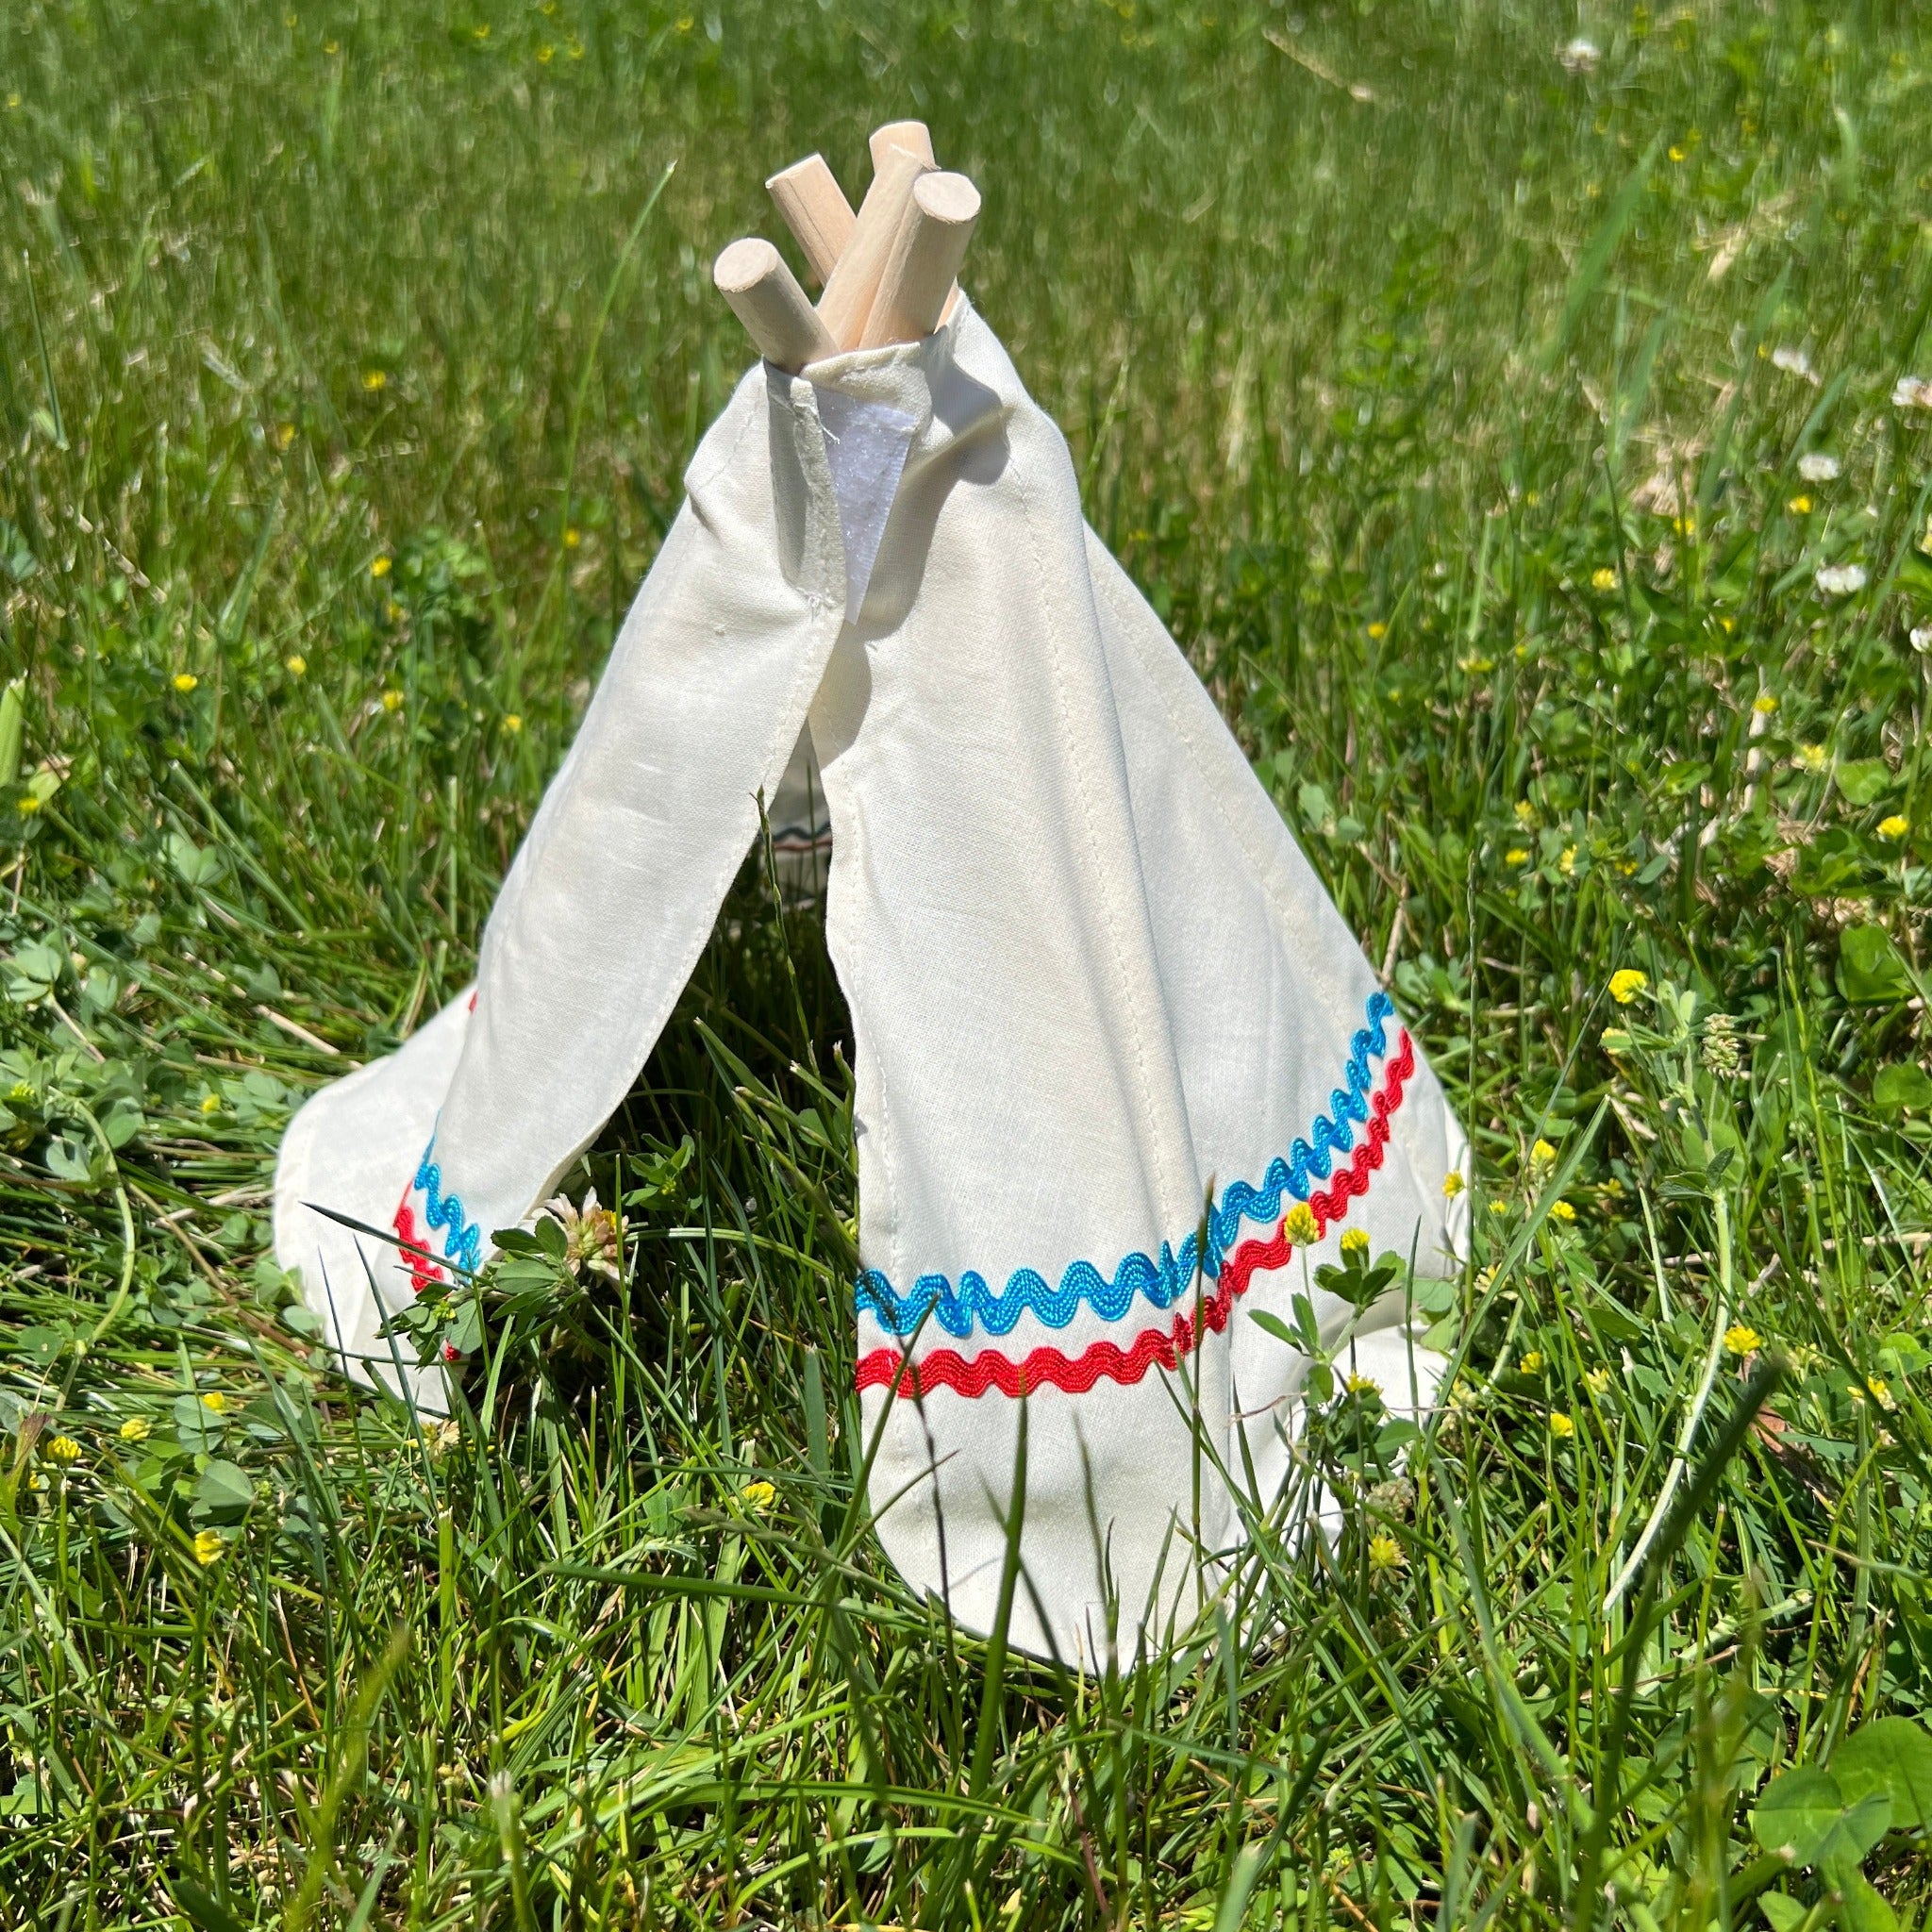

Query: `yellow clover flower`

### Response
(1549, 1410, 1576, 1439)
(1529, 1139, 1557, 1172)
(1724, 1324, 1762, 1356)
(193, 1529, 225, 1566)
(1284, 1203, 1320, 1247)
(1591, 568, 1617, 591)
(1367, 1533, 1405, 1573)
(44, 1434, 79, 1465)
(1345, 1370, 1381, 1396)
(1442, 1170, 1465, 1199)
(740, 1479, 776, 1510)
(1608, 969, 1648, 1005)
(1550, 1199, 1577, 1224)
(1879, 815, 1910, 840)
(174, 673, 199, 693)
(371, 554, 391, 578)
(1340, 1226, 1370, 1257)
(201, 1390, 227, 1414)
(285, 654, 307, 677)
(119, 1415, 151, 1443)
(382, 690, 404, 712)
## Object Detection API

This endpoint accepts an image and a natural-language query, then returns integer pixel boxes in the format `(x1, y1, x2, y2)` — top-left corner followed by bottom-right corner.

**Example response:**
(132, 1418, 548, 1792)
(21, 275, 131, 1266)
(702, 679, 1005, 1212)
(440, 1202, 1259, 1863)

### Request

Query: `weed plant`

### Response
(4, 0, 1932, 1925)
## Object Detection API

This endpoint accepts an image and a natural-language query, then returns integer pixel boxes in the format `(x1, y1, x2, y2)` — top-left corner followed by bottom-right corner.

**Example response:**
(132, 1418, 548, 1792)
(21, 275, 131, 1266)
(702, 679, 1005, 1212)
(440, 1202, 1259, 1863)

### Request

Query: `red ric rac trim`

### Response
(854, 1029, 1416, 1400)
(393, 1195, 446, 1297)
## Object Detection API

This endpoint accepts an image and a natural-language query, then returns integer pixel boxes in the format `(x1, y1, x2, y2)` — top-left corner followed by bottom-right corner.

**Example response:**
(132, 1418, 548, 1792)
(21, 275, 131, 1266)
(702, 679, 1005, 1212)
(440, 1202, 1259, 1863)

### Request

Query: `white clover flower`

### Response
(1816, 562, 1868, 597)
(1557, 36, 1600, 73)
(1772, 346, 1817, 383)
(1910, 623, 1932, 654)
(1797, 452, 1840, 483)
(1893, 375, 1932, 410)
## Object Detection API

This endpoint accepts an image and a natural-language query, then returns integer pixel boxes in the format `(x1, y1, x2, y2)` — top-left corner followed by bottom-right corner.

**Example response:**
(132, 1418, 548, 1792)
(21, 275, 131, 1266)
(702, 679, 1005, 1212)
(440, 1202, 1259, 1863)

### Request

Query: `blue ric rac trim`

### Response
(855, 991, 1396, 1341)
(415, 1141, 484, 1275)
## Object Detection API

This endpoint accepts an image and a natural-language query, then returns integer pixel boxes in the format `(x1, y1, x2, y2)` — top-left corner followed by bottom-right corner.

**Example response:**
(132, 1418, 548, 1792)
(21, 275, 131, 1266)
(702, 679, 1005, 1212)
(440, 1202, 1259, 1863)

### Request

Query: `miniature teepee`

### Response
(275, 125, 1469, 1667)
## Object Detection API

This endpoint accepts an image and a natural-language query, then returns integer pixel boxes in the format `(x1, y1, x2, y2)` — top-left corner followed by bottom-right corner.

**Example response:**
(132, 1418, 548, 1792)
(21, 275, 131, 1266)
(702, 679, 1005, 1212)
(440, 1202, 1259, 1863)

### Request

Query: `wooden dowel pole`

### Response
(869, 121, 935, 168)
(859, 172, 980, 349)
(816, 143, 930, 350)
(713, 239, 839, 371)
(764, 155, 855, 287)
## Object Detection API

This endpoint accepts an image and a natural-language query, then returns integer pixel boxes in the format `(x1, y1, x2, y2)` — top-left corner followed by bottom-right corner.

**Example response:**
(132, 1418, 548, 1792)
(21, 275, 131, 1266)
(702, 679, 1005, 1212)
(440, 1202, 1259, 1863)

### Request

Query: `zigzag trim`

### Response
(855, 991, 1399, 1340)
(393, 1195, 446, 1297)
(854, 1029, 1414, 1399)
(401, 1141, 483, 1277)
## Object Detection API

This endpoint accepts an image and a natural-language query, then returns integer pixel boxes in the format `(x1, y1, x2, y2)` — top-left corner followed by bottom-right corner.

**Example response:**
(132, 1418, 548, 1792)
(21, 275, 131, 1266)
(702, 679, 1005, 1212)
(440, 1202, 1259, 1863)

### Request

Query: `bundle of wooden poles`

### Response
(713, 121, 980, 370)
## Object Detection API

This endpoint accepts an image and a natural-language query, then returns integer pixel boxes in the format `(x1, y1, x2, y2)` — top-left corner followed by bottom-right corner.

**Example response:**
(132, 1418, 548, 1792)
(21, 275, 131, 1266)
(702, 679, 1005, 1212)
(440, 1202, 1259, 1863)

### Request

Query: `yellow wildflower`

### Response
(1797, 744, 1827, 774)
(537, 42, 555, 62)
(44, 1434, 79, 1465)
(17, 794, 40, 815)
(275, 422, 296, 450)
(1788, 494, 1812, 514)
(740, 1479, 776, 1510)
(1549, 1409, 1576, 1439)
(192, 1529, 225, 1566)
(371, 554, 391, 577)
(1367, 622, 1387, 639)
(201, 1391, 227, 1413)
(1506, 847, 1530, 867)
(1441, 1169, 1465, 1199)
(472, 22, 490, 38)
(1529, 1139, 1557, 1172)
(1753, 692, 1779, 714)
(385, 599, 404, 623)
(119, 1415, 151, 1443)
(1551, 1199, 1577, 1224)
(1488, 1200, 1508, 1216)
(1591, 567, 1617, 591)
(563, 526, 582, 550)
(173, 673, 199, 693)
(1608, 969, 1648, 1005)
(1585, 1366, 1611, 1397)
(503, 713, 523, 734)
(1517, 1350, 1545, 1375)
(362, 369, 386, 392)
(1668, 143, 1687, 162)
(1345, 1370, 1381, 1396)
(1558, 844, 1576, 876)
(285, 654, 307, 677)
(1284, 1202, 1320, 1247)
(1724, 1324, 1762, 1357)
(382, 690, 404, 712)
(1514, 800, 1537, 825)
(200, 1092, 222, 1114)
(1367, 1533, 1405, 1573)
(1340, 1226, 1370, 1257)
(1879, 815, 1910, 840)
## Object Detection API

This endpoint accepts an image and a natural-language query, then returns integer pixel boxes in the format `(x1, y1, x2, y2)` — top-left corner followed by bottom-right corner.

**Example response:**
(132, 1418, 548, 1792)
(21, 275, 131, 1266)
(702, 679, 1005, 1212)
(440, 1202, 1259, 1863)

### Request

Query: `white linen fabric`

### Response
(275, 297, 1468, 1666)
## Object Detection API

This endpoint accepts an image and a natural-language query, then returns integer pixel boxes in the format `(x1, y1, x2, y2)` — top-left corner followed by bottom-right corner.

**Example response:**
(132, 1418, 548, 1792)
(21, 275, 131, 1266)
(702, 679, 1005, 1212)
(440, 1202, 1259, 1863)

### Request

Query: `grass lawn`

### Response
(7, 0, 1932, 1924)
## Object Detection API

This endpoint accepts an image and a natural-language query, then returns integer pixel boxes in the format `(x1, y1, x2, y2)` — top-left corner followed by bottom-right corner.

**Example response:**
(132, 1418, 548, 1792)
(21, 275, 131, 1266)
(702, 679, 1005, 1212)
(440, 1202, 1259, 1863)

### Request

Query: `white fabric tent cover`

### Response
(275, 298, 1469, 1667)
